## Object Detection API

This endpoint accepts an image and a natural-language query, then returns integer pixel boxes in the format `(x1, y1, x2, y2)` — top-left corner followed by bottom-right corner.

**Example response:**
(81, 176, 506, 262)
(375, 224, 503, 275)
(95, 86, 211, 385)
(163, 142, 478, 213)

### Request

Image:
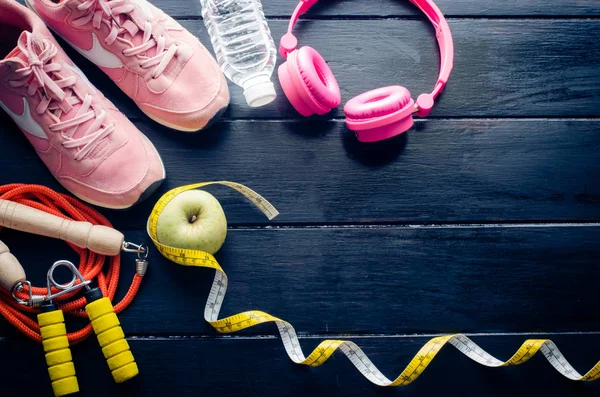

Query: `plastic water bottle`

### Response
(200, 0, 277, 107)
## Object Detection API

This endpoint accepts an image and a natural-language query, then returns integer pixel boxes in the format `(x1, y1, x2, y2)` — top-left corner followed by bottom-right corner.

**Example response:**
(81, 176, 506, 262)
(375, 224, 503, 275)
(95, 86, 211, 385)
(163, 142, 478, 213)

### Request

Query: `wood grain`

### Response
(16, 0, 600, 18)
(3, 118, 598, 227)
(0, 200, 124, 256)
(1, 333, 599, 396)
(0, 226, 597, 336)
(50, 19, 600, 121)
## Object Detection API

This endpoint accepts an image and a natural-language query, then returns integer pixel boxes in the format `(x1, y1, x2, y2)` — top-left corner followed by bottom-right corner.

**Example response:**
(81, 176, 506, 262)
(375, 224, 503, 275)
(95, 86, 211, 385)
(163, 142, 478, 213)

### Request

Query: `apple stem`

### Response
(190, 215, 197, 223)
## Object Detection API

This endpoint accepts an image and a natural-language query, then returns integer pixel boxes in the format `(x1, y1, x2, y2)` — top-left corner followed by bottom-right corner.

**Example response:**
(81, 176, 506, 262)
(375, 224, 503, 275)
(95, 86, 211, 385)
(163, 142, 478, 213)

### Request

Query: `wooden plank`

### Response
(1, 334, 599, 395)
(16, 0, 600, 18)
(148, 0, 600, 18)
(50, 19, 600, 120)
(0, 226, 598, 336)
(2, 118, 599, 227)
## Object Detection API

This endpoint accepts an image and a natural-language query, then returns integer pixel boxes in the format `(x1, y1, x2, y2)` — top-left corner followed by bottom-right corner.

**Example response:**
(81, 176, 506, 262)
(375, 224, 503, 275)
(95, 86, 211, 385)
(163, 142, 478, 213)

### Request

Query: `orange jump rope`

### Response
(0, 184, 145, 395)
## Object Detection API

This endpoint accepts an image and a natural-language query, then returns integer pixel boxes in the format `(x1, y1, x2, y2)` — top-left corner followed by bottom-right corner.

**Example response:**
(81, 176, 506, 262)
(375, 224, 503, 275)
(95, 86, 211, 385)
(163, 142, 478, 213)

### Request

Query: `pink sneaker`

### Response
(0, 0, 165, 209)
(26, 0, 230, 132)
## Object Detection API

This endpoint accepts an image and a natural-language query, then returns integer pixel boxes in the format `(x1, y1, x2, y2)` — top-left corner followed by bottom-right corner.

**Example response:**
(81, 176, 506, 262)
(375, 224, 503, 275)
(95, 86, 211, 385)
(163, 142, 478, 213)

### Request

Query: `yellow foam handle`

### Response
(86, 297, 138, 383)
(38, 310, 79, 397)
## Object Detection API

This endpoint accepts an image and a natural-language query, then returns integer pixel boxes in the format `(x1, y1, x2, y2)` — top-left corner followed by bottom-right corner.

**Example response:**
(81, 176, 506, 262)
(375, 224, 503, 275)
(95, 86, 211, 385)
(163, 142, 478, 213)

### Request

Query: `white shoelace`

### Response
(74, 0, 178, 79)
(8, 33, 114, 161)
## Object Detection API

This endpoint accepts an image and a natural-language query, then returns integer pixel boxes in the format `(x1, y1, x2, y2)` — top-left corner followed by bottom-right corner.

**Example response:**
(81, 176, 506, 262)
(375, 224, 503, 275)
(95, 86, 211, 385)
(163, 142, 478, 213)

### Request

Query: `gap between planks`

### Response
(117, 222, 600, 233)
(229, 222, 600, 230)
(81, 330, 600, 341)
(2, 331, 599, 342)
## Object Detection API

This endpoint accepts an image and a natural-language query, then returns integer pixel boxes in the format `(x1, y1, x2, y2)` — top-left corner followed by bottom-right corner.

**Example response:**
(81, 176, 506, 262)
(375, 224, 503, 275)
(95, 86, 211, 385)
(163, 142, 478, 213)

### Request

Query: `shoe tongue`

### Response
(5, 45, 27, 63)
(117, 4, 158, 58)
(5, 32, 35, 64)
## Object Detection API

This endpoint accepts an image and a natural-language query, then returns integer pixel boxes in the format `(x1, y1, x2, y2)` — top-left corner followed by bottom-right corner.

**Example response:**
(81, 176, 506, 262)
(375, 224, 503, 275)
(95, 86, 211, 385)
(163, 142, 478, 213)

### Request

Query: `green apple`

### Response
(156, 190, 227, 254)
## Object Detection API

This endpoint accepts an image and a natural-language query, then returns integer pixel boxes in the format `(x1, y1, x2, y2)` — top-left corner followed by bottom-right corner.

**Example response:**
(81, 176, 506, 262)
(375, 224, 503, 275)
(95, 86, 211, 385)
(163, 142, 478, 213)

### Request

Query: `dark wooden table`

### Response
(1, 0, 600, 395)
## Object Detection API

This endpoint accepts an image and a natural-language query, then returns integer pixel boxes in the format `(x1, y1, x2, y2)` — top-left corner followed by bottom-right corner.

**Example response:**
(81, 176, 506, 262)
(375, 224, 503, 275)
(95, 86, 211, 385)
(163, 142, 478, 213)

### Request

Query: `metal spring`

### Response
(29, 294, 46, 308)
(11, 281, 46, 307)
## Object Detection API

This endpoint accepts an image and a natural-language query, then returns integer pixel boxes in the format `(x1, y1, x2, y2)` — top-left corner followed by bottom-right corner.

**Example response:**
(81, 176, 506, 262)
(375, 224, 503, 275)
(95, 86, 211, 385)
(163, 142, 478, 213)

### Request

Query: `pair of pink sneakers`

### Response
(0, 0, 230, 208)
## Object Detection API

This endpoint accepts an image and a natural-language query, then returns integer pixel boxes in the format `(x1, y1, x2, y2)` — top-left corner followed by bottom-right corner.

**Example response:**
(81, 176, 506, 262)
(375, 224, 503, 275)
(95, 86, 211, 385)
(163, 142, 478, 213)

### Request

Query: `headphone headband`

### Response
(279, 0, 454, 116)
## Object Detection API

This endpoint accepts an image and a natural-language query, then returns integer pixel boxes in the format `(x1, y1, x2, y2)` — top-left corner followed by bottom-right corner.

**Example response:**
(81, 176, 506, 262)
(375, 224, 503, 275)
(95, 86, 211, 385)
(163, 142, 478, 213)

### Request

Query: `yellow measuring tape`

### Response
(147, 182, 600, 386)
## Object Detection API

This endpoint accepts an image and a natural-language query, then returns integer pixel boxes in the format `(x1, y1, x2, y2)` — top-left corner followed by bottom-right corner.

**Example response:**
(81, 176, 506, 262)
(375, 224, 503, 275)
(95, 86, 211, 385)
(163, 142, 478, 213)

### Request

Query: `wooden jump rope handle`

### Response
(0, 199, 124, 257)
(0, 240, 26, 291)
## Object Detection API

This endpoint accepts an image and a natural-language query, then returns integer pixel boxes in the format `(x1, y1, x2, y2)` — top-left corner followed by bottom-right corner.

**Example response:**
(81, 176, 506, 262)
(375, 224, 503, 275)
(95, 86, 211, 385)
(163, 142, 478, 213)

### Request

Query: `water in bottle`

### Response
(200, 0, 277, 107)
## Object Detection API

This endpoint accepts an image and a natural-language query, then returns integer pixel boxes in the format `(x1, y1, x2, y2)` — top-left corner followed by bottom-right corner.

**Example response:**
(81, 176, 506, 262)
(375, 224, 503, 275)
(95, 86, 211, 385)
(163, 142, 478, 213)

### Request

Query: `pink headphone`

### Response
(278, 0, 454, 142)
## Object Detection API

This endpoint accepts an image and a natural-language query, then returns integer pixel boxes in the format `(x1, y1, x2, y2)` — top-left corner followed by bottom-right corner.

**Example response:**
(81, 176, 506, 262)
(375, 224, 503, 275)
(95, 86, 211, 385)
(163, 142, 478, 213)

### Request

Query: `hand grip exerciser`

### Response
(0, 199, 124, 256)
(38, 307, 79, 397)
(42, 261, 139, 388)
(38, 261, 84, 397)
(85, 292, 139, 383)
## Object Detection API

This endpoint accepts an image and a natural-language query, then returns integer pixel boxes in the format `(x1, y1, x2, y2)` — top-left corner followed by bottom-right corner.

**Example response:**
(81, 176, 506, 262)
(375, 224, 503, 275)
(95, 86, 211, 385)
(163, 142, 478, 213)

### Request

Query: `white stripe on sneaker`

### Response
(61, 33, 123, 69)
(0, 98, 47, 139)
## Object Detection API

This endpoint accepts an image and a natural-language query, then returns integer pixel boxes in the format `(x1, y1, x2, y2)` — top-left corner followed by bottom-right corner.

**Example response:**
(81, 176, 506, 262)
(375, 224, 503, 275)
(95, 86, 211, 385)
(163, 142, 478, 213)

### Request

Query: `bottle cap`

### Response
(243, 75, 277, 108)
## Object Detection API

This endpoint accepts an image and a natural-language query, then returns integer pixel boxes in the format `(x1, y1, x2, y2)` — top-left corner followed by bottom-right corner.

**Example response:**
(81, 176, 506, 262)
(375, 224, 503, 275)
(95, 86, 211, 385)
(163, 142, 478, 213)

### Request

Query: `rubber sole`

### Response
(132, 178, 164, 206)
(140, 103, 229, 133)
(202, 105, 228, 130)
(70, 177, 164, 210)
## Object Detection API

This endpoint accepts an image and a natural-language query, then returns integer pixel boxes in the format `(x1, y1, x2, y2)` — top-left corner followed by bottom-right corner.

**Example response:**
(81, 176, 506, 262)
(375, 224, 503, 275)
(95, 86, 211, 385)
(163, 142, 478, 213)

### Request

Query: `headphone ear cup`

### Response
(278, 46, 341, 117)
(295, 46, 341, 109)
(344, 86, 415, 142)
